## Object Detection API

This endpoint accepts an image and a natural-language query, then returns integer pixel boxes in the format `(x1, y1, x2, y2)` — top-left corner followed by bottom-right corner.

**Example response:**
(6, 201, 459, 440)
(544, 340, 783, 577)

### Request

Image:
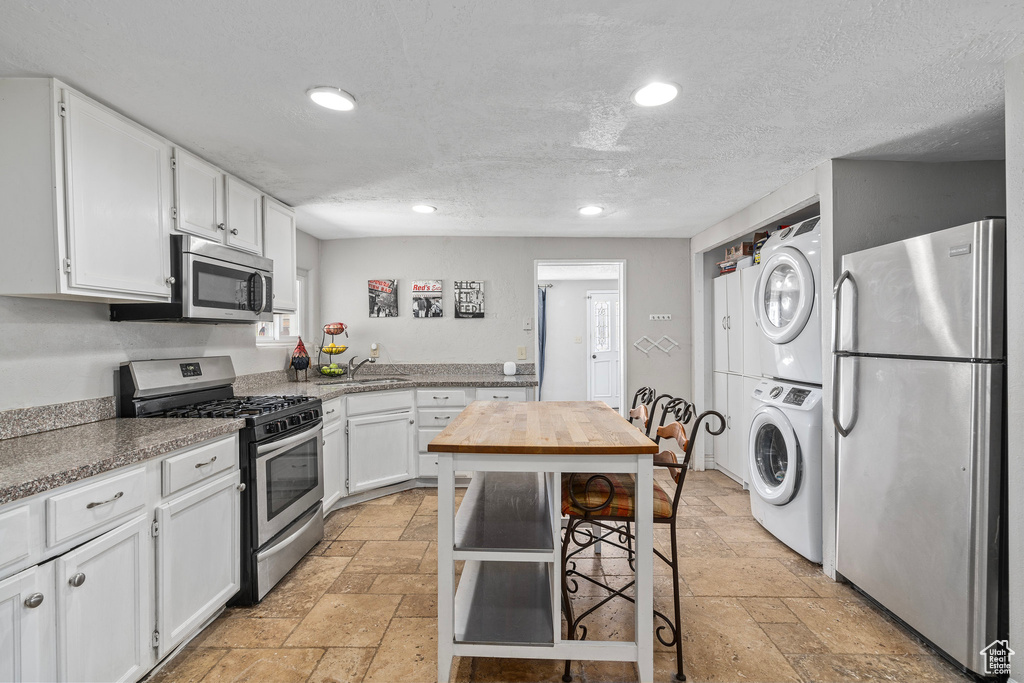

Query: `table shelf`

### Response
(454, 472, 553, 555)
(454, 560, 553, 646)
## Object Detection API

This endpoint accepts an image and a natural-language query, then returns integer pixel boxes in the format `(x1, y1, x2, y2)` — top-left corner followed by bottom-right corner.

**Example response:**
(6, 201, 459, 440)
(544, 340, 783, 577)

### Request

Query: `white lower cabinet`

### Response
(347, 411, 415, 494)
(0, 562, 56, 683)
(322, 419, 345, 510)
(56, 515, 152, 683)
(713, 372, 750, 485)
(154, 471, 240, 658)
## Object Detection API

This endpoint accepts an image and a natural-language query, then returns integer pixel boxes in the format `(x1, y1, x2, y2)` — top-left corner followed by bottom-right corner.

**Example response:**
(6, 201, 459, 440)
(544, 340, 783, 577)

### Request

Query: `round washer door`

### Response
(754, 247, 814, 345)
(748, 406, 801, 506)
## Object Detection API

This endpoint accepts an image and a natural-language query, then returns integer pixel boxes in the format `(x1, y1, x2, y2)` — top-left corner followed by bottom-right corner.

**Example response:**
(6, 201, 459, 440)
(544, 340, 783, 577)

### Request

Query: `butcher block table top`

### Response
(427, 400, 659, 455)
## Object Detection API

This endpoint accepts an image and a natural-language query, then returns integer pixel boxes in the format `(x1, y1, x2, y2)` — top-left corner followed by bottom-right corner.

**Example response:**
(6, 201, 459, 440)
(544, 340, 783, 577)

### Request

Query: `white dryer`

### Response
(748, 380, 822, 563)
(753, 216, 822, 384)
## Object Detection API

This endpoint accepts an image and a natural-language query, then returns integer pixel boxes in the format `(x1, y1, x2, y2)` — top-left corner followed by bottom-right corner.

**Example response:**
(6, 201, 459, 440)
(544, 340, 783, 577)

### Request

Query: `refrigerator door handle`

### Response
(833, 270, 857, 436)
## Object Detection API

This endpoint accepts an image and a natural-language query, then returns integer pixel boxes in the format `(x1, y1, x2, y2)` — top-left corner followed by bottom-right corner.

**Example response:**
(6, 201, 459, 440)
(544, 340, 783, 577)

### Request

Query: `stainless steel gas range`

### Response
(118, 356, 324, 604)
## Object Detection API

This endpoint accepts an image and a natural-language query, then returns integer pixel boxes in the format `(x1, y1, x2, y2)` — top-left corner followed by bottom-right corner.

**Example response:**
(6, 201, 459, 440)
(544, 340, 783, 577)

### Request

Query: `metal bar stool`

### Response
(560, 398, 725, 682)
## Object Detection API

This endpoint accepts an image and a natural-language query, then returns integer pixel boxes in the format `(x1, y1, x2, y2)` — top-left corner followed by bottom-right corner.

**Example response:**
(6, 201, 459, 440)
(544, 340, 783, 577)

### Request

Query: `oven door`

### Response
(254, 420, 324, 547)
(183, 252, 273, 323)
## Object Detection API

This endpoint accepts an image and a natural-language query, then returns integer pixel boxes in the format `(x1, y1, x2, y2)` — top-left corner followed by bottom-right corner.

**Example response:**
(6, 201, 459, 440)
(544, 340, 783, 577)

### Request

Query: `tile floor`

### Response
(149, 470, 970, 683)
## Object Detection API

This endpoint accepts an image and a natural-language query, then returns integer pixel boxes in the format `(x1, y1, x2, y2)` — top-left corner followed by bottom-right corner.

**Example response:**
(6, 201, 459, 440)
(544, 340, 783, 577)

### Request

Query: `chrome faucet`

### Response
(347, 355, 376, 378)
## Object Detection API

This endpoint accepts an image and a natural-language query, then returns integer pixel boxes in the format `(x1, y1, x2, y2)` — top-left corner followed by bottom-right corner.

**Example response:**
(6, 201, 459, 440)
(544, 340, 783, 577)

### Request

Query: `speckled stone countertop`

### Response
(236, 373, 538, 400)
(0, 418, 244, 506)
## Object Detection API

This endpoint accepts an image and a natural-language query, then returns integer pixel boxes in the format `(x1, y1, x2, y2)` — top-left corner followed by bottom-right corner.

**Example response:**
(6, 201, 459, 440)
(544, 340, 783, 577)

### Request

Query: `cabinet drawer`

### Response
(322, 397, 343, 425)
(417, 408, 463, 435)
(416, 389, 469, 408)
(46, 467, 147, 547)
(417, 453, 439, 477)
(162, 435, 237, 497)
(418, 427, 446, 454)
(476, 387, 528, 402)
(347, 390, 414, 417)
(0, 505, 31, 571)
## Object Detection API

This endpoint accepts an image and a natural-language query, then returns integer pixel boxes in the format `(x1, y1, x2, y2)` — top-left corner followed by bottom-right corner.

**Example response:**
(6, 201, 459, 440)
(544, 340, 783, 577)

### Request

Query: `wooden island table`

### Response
(428, 400, 660, 682)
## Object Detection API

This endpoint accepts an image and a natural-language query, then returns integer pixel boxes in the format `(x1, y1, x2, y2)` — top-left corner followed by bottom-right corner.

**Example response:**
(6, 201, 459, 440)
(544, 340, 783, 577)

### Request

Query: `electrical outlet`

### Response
(370, 343, 380, 358)
(574, 336, 583, 344)
(649, 314, 672, 321)
(516, 346, 527, 360)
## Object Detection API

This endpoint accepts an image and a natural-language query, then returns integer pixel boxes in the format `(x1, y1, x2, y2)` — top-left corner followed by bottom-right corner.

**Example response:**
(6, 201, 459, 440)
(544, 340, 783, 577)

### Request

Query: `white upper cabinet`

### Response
(225, 176, 263, 254)
(262, 196, 297, 312)
(713, 271, 744, 374)
(0, 78, 173, 302)
(173, 148, 224, 241)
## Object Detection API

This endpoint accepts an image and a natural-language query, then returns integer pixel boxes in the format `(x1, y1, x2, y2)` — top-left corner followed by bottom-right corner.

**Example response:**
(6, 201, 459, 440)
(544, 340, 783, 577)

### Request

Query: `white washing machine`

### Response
(753, 216, 822, 385)
(748, 379, 822, 563)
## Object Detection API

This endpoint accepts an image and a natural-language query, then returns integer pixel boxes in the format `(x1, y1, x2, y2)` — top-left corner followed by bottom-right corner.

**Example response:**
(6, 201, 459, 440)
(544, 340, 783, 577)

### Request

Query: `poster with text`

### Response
(412, 280, 443, 318)
(454, 280, 484, 318)
(368, 279, 398, 317)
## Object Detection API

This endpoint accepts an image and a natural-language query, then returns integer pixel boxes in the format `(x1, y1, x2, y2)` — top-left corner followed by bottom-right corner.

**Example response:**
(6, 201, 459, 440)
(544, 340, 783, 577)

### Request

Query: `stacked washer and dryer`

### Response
(746, 216, 824, 563)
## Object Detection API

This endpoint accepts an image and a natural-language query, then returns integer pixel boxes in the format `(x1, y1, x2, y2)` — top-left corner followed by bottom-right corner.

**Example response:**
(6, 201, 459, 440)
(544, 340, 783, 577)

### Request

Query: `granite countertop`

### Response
(237, 372, 539, 401)
(0, 418, 244, 505)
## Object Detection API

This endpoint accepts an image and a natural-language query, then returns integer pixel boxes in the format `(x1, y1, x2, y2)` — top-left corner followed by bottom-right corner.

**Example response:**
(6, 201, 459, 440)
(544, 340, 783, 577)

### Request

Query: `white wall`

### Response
(540, 278, 617, 402)
(0, 229, 322, 411)
(319, 236, 691, 401)
(1004, 51, 1023, 681)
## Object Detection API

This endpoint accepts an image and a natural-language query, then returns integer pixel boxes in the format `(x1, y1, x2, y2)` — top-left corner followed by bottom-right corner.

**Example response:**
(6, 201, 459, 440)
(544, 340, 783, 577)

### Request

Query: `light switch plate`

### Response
(516, 346, 527, 360)
(574, 336, 582, 344)
(370, 343, 380, 358)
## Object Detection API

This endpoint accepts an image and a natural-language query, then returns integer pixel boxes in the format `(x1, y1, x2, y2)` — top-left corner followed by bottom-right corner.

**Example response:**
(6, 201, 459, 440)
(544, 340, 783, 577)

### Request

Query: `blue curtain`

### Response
(537, 287, 547, 400)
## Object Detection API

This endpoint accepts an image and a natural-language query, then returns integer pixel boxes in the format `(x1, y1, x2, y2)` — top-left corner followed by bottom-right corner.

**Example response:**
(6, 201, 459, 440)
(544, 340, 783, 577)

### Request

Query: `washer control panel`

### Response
(752, 380, 821, 410)
(783, 388, 811, 406)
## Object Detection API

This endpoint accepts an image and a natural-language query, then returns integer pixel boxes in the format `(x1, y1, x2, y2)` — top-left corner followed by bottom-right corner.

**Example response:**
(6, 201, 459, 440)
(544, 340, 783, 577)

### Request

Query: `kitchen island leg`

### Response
(635, 453, 654, 682)
(437, 453, 455, 683)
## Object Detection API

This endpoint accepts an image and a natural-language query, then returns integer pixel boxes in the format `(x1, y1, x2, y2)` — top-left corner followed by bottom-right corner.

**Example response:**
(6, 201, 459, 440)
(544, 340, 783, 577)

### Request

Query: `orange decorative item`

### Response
(318, 324, 350, 377)
(290, 337, 310, 380)
(323, 322, 348, 337)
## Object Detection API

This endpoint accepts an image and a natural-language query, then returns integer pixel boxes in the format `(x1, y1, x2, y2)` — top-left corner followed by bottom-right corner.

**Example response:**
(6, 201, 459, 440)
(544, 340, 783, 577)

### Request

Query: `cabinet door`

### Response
(347, 412, 415, 494)
(322, 420, 345, 510)
(154, 471, 240, 658)
(741, 265, 764, 377)
(711, 372, 728, 469)
(726, 373, 746, 482)
(62, 90, 172, 300)
(173, 148, 224, 241)
(712, 276, 729, 373)
(0, 563, 56, 683)
(262, 197, 297, 312)
(726, 272, 744, 373)
(224, 176, 263, 254)
(56, 515, 151, 683)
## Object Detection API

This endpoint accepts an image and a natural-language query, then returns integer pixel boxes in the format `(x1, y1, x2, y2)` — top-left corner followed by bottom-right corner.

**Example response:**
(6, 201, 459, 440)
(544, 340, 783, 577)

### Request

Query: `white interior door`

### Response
(587, 290, 620, 410)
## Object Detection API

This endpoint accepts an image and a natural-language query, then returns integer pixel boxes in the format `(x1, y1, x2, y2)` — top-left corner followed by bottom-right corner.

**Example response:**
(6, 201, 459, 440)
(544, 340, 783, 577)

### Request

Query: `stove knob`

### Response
(276, 419, 288, 432)
(289, 415, 301, 426)
(266, 422, 279, 434)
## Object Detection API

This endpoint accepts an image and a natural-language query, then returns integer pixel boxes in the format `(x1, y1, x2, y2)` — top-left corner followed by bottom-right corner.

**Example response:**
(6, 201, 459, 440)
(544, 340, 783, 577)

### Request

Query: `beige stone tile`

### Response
(566, 596, 635, 642)
(680, 494, 715, 505)
(762, 622, 831, 654)
(787, 654, 971, 682)
(727, 541, 802, 558)
(392, 489, 427, 506)
(363, 617, 437, 683)
(598, 556, 672, 576)
(327, 573, 376, 594)
(200, 648, 325, 683)
(451, 655, 474, 682)
(675, 504, 727, 518)
(777, 554, 822, 578)
(800, 574, 863, 599)
(338, 526, 405, 541)
(672, 527, 738, 558)
(415, 496, 439, 515)
(397, 593, 437, 617)
(322, 539, 365, 557)
(247, 556, 351, 618)
(580, 659, 638, 682)
(703, 470, 745, 490)
(708, 492, 754, 516)
(195, 617, 299, 648)
(680, 558, 817, 598)
(285, 593, 402, 648)
(703, 516, 777, 543)
(345, 540, 429, 574)
(400, 514, 437, 541)
(677, 597, 801, 682)
(349, 504, 419, 527)
(324, 507, 360, 539)
(369, 572, 438, 594)
(784, 597, 930, 655)
(418, 541, 438, 573)
(362, 495, 398, 505)
(307, 647, 375, 683)
(471, 657, 581, 682)
(148, 647, 227, 683)
(670, 516, 711, 529)
(739, 597, 800, 623)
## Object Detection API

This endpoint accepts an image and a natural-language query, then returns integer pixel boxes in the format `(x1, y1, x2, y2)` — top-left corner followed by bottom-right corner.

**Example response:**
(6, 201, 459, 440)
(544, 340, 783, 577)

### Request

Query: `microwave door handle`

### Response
(250, 272, 268, 314)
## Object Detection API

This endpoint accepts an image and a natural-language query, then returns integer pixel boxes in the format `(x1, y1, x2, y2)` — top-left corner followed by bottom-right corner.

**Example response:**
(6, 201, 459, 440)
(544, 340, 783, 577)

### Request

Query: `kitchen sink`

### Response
(314, 377, 408, 386)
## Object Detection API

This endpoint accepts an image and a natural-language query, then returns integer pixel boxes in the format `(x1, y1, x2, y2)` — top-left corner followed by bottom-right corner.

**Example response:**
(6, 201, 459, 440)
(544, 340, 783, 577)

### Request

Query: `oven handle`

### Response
(256, 420, 323, 456)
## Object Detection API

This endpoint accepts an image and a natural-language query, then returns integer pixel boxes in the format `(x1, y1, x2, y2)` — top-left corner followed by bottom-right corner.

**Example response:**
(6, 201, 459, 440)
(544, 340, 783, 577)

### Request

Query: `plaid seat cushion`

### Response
(561, 473, 673, 519)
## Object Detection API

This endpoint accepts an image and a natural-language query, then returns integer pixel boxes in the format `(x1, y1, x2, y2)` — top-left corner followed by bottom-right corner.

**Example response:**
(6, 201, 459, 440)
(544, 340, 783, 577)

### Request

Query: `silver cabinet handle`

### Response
(68, 573, 86, 588)
(236, 483, 246, 492)
(325, 409, 336, 415)
(194, 455, 217, 468)
(86, 491, 123, 509)
(493, 395, 509, 399)
(727, 416, 732, 429)
(24, 593, 44, 608)
(432, 396, 447, 400)
(434, 415, 450, 421)
(217, 223, 226, 231)
(409, 419, 415, 425)
(726, 315, 732, 329)
(230, 228, 239, 235)
(165, 276, 176, 285)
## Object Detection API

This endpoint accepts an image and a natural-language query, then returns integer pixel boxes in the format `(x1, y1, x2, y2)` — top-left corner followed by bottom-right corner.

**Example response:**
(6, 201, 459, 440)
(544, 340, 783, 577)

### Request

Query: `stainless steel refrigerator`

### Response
(833, 218, 1005, 676)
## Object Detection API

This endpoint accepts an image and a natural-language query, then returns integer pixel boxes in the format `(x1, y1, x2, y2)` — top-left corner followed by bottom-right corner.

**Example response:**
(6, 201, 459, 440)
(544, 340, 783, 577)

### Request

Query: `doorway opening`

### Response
(534, 260, 626, 415)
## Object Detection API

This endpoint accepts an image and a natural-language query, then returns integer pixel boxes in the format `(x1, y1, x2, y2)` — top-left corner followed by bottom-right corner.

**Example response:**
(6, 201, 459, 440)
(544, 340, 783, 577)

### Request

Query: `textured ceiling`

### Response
(1, 1, 1022, 239)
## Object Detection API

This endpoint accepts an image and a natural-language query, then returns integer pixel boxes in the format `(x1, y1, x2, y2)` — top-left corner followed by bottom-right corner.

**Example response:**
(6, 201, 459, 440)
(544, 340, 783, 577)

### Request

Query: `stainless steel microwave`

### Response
(110, 235, 274, 323)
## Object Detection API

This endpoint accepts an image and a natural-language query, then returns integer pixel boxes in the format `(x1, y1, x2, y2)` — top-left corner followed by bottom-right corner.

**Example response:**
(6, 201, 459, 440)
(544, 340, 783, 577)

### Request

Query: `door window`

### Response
(764, 263, 800, 328)
(265, 436, 320, 520)
(754, 423, 788, 487)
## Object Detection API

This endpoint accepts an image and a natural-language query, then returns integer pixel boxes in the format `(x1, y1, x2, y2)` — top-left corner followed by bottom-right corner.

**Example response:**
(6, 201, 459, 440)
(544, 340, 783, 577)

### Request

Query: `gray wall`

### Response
(319, 236, 692, 402)
(0, 230, 322, 411)
(1004, 52, 1023, 683)
(540, 278, 617, 402)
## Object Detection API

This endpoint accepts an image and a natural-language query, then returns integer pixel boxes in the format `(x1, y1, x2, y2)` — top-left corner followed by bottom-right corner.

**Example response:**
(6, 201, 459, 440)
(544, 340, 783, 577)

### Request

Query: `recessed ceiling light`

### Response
(579, 206, 604, 216)
(412, 204, 436, 213)
(307, 86, 356, 111)
(631, 81, 679, 107)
